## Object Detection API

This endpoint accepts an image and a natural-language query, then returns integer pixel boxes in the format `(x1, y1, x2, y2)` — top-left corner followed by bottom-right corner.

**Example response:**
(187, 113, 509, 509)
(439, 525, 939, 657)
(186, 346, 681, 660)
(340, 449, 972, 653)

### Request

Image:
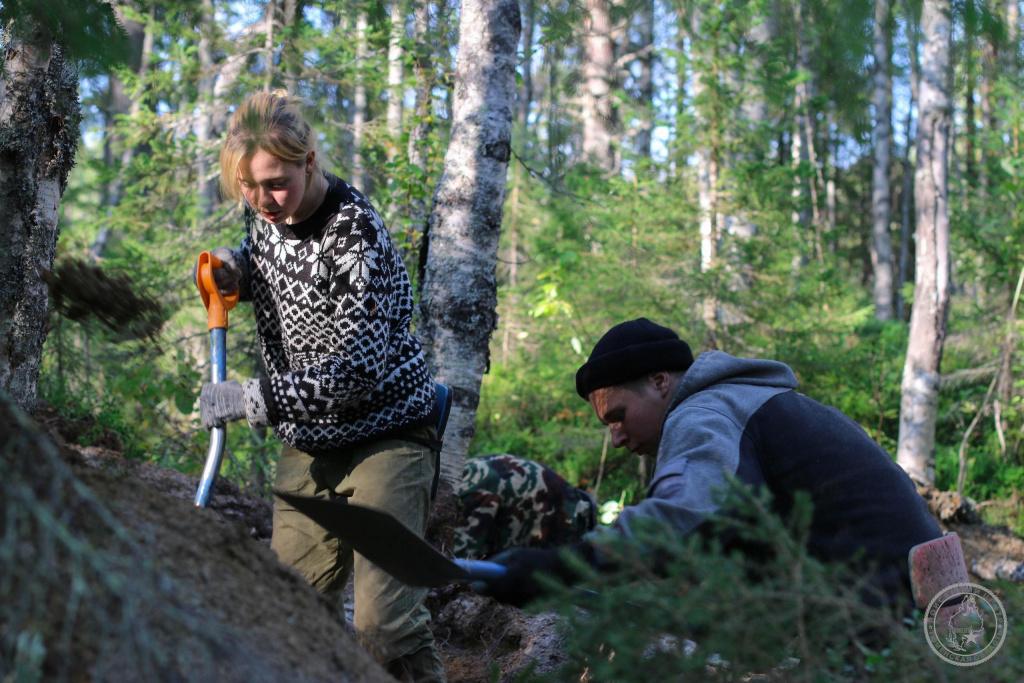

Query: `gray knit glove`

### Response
(200, 380, 246, 429)
(193, 246, 244, 294)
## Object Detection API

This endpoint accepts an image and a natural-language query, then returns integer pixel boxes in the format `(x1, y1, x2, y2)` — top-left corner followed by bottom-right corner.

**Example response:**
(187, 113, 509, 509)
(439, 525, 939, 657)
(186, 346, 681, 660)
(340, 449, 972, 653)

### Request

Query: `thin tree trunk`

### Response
(581, 0, 617, 171)
(519, 0, 536, 129)
(352, 10, 369, 191)
(871, 0, 895, 320)
(826, 110, 838, 235)
(386, 0, 405, 157)
(92, 2, 151, 259)
(281, 0, 304, 95)
(546, 40, 563, 172)
(897, 0, 952, 486)
(195, 0, 219, 220)
(263, 0, 277, 92)
(635, 0, 655, 159)
(792, 0, 822, 260)
(407, 0, 433, 231)
(418, 0, 521, 487)
(0, 28, 80, 409)
(689, 6, 720, 346)
(897, 0, 920, 320)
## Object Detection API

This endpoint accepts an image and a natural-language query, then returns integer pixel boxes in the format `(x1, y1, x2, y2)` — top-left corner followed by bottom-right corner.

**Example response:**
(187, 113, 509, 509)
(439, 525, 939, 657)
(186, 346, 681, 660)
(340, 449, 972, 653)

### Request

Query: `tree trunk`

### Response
(634, 0, 655, 159)
(897, 0, 952, 486)
(545, 39, 564, 172)
(352, 10, 369, 191)
(518, 0, 536, 129)
(407, 0, 433, 231)
(263, 0, 277, 91)
(418, 0, 520, 487)
(897, 0, 920, 320)
(871, 0, 895, 320)
(688, 7, 720, 345)
(195, 0, 219, 220)
(581, 0, 617, 171)
(0, 28, 80, 409)
(791, 0, 820, 259)
(386, 0, 405, 157)
(281, 0, 305, 95)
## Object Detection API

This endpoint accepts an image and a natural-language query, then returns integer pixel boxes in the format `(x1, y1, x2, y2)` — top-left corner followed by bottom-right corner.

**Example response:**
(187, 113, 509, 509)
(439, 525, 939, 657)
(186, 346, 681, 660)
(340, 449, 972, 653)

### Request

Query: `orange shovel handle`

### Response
(196, 251, 239, 330)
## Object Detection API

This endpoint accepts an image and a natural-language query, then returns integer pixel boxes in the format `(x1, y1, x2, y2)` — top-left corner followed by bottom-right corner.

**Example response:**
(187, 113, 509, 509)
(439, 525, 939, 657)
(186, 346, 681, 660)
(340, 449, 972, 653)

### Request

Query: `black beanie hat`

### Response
(575, 318, 694, 399)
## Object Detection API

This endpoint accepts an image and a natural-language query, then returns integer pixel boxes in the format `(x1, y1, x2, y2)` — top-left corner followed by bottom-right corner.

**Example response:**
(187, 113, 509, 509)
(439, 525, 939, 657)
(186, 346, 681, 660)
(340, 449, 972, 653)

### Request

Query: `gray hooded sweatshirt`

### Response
(598, 351, 940, 605)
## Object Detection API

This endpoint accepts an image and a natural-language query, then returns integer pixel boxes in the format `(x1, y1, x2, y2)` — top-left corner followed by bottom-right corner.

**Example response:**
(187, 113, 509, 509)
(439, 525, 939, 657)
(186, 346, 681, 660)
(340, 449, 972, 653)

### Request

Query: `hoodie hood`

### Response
(670, 351, 799, 411)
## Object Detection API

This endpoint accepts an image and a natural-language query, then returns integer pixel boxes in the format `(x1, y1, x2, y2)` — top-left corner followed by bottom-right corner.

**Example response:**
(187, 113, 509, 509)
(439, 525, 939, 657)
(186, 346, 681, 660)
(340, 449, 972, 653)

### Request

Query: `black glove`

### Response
(473, 544, 593, 607)
(193, 246, 243, 294)
(200, 380, 246, 429)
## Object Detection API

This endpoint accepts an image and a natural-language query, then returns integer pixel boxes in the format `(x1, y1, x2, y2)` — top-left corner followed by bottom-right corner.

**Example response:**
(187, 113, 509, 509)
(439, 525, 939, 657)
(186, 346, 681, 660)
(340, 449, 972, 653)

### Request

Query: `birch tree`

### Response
(581, 0, 617, 171)
(897, 0, 952, 485)
(0, 19, 81, 408)
(386, 0, 405, 157)
(871, 0, 895, 320)
(418, 0, 521, 486)
(351, 9, 368, 191)
(688, 5, 721, 344)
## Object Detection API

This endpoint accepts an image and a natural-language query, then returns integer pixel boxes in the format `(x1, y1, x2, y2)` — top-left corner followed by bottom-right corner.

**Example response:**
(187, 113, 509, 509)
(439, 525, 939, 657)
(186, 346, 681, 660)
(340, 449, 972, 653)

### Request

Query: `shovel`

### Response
(273, 491, 507, 587)
(194, 251, 239, 507)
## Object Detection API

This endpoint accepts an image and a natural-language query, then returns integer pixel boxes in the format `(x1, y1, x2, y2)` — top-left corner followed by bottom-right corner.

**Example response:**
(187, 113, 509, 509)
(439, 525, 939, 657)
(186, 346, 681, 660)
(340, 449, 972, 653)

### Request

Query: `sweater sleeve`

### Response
(244, 201, 399, 426)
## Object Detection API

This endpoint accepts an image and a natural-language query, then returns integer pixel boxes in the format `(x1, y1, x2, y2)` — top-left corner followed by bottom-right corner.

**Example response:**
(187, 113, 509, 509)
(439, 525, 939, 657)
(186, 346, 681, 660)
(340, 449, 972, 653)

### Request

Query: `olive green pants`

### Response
(271, 429, 445, 682)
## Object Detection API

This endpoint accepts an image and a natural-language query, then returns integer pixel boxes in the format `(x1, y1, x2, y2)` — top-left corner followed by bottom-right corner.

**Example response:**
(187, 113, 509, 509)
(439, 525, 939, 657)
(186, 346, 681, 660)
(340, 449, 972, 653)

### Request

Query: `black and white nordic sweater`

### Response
(236, 172, 434, 454)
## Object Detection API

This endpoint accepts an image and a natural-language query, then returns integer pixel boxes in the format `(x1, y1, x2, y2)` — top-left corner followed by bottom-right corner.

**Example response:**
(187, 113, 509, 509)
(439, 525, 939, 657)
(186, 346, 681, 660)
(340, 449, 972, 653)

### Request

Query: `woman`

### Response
(198, 91, 445, 682)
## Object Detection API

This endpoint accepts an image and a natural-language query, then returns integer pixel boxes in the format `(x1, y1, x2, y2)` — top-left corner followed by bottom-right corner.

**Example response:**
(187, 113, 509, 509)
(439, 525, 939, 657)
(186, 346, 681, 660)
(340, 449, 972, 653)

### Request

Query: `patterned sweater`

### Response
(236, 173, 434, 454)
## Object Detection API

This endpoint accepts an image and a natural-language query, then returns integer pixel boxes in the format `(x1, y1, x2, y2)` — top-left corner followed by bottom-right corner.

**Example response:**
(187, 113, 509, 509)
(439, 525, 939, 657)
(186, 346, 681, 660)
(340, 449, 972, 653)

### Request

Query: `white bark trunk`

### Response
(897, 0, 952, 486)
(0, 30, 80, 409)
(418, 0, 521, 487)
(791, 0, 819, 256)
(635, 0, 655, 158)
(581, 0, 617, 171)
(518, 0, 536, 128)
(352, 11, 368, 191)
(386, 0, 405, 153)
(407, 1, 432, 233)
(871, 0, 895, 320)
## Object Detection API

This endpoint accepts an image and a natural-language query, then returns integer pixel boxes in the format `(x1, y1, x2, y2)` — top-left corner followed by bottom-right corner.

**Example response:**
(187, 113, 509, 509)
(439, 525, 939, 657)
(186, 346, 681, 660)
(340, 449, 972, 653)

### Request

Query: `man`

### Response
(453, 454, 596, 559)
(478, 318, 941, 608)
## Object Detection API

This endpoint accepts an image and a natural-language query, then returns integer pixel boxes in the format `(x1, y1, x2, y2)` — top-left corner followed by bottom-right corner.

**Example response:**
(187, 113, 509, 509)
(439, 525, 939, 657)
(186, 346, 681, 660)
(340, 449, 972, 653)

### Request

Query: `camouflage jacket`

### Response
(453, 455, 596, 559)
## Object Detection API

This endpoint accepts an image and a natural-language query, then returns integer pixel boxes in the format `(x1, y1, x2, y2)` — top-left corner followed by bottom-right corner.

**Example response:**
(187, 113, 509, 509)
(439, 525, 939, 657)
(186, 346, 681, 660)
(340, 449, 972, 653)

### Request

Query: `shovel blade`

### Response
(274, 491, 470, 587)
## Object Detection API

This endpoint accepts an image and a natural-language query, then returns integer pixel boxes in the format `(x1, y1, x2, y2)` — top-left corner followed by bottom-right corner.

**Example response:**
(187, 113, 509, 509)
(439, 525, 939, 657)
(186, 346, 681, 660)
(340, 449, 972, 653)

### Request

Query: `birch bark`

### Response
(352, 10, 369, 191)
(581, 0, 617, 171)
(386, 0, 405, 155)
(897, 0, 952, 485)
(0, 26, 80, 408)
(871, 0, 895, 320)
(418, 0, 521, 486)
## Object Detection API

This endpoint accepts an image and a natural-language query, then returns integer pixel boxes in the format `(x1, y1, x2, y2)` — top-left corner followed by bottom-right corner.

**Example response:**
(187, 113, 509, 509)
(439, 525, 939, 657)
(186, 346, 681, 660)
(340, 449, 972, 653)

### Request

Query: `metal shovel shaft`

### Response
(195, 327, 227, 507)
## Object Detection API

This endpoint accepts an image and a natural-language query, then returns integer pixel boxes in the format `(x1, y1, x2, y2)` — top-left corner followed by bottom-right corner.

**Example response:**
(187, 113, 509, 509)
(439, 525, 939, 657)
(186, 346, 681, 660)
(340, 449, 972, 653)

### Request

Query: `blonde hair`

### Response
(219, 90, 319, 201)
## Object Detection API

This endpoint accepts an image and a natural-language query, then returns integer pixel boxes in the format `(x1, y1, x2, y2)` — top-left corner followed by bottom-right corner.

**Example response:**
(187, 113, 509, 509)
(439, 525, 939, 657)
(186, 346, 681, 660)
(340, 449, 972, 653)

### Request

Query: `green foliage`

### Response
(521, 486, 1024, 682)
(0, 0, 131, 73)
(32, 0, 1024, 521)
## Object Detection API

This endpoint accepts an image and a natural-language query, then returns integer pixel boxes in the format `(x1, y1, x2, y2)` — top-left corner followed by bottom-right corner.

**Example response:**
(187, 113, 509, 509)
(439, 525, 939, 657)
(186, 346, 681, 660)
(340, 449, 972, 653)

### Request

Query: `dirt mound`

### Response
(2, 396, 389, 683)
(428, 585, 566, 682)
(4, 399, 562, 682)
(917, 485, 1024, 582)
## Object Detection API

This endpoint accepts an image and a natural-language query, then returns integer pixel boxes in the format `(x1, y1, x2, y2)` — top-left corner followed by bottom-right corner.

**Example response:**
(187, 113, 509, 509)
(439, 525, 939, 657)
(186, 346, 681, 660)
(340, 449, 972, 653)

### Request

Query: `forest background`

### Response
(7, 0, 1024, 533)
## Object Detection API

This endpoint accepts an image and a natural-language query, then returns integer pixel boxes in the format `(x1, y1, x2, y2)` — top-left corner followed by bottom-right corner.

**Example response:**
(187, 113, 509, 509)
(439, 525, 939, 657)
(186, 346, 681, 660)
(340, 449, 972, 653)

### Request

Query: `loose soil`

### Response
(7, 403, 1022, 682)
(8, 404, 562, 682)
